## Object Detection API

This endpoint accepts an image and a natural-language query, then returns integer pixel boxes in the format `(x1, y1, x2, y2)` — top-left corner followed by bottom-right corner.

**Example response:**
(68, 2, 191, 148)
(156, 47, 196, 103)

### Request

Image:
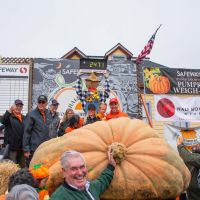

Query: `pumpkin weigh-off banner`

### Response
(143, 67, 200, 94)
(154, 95, 200, 122)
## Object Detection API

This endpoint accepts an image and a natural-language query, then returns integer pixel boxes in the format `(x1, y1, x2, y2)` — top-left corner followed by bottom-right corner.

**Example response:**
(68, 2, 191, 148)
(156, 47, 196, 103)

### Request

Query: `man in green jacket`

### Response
(50, 150, 116, 200)
(177, 136, 200, 200)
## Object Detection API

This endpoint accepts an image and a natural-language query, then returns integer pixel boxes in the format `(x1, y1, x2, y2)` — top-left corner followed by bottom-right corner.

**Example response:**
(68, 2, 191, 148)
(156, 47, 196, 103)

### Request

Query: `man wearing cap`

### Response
(0, 99, 25, 167)
(23, 95, 51, 167)
(48, 99, 60, 138)
(106, 98, 128, 120)
(76, 72, 110, 113)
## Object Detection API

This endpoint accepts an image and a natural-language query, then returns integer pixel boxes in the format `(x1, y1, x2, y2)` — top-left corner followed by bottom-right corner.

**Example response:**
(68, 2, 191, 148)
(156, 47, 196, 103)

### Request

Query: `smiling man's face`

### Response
(62, 156, 88, 190)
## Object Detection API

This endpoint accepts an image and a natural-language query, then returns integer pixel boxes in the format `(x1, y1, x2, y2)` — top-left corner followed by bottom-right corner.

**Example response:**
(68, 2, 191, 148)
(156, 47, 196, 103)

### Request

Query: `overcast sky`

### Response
(0, 0, 200, 68)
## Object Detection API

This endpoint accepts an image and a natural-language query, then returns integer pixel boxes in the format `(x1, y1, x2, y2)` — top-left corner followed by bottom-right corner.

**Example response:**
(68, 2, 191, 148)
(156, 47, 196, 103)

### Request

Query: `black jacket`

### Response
(85, 116, 100, 125)
(178, 144, 200, 200)
(0, 110, 25, 150)
(57, 121, 69, 137)
(48, 111, 60, 138)
(23, 107, 51, 152)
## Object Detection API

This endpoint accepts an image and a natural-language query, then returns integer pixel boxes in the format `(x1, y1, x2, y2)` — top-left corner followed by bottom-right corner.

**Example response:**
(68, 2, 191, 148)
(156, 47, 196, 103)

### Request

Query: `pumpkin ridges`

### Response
(30, 129, 108, 168)
(84, 151, 107, 171)
(126, 154, 185, 198)
(120, 160, 158, 199)
(87, 159, 108, 180)
(107, 117, 131, 143)
(122, 126, 159, 148)
(125, 157, 159, 198)
(118, 165, 127, 194)
(126, 137, 168, 155)
(126, 145, 188, 183)
(127, 138, 190, 191)
(81, 121, 114, 145)
(120, 119, 149, 146)
(102, 165, 127, 199)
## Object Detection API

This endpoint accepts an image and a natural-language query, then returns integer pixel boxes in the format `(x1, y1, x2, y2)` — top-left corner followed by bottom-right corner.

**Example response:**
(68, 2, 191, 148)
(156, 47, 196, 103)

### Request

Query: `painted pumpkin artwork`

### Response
(149, 75, 170, 94)
(30, 118, 190, 200)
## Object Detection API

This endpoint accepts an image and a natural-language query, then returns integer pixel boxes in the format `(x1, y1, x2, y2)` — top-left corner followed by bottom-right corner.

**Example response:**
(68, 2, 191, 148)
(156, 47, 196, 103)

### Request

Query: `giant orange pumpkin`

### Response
(149, 75, 170, 94)
(30, 118, 190, 200)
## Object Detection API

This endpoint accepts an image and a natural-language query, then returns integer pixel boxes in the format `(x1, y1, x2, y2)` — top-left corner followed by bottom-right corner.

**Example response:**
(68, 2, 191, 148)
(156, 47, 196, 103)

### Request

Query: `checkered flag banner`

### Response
(136, 25, 162, 65)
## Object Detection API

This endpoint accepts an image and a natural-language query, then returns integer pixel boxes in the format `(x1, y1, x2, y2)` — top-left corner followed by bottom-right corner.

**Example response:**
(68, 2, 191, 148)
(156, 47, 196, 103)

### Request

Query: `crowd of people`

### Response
(0, 94, 127, 168)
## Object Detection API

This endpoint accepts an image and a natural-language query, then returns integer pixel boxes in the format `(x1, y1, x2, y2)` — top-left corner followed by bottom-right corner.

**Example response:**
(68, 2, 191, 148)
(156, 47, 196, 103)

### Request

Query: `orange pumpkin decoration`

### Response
(149, 75, 170, 94)
(30, 118, 190, 200)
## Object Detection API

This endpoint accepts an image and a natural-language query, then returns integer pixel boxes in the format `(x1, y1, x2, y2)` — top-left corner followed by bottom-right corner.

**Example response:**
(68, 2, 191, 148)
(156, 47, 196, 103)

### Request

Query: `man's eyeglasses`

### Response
(38, 101, 46, 104)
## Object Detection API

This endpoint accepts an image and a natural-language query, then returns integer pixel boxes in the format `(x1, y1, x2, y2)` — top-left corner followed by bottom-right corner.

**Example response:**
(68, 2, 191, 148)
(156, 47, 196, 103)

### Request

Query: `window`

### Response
(111, 55, 127, 60)
(172, 121, 190, 128)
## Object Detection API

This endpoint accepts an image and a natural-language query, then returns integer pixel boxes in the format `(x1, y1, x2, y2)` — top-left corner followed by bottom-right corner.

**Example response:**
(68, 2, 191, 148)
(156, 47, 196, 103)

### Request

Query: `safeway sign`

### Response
(0, 65, 29, 76)
(154, 95, 200, 122)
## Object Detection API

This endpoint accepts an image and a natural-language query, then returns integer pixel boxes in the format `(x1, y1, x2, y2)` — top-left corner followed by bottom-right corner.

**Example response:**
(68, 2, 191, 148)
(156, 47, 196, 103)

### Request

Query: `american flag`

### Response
(136, 25, 161, 65)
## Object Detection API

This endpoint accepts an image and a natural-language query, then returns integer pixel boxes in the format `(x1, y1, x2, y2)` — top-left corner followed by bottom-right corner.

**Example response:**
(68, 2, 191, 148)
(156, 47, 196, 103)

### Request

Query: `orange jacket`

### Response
(65, 118, 84, 134)
(106, 111, 128, 120)
(65, 127, 74, 133)
(0, 195, 5, 200)
(38, 189, 49, 200)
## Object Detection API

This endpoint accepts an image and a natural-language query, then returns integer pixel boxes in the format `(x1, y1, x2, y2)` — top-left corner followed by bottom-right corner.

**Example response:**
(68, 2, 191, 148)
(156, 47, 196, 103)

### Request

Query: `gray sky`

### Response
(0, 0, 200, 68)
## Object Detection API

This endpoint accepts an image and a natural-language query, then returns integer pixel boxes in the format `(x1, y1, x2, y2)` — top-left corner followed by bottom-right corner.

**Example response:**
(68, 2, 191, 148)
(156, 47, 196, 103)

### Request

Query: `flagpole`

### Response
(155, 24, 162, 34)
(140, 93, 153, 128)
(136, 62, 153, 127)
(136, 62, 143, 120)
(135, 25, 162, 125)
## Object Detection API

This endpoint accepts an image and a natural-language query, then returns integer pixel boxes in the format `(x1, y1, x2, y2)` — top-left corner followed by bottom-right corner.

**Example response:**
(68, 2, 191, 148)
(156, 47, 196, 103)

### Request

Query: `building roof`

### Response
(61, 47, 87, 59)
(104, 43, 133, 59)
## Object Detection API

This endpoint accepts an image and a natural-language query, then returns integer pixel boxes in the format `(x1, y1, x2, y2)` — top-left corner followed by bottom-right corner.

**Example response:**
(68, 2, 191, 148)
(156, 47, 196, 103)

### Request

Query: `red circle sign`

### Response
(157, 98, 175, 118)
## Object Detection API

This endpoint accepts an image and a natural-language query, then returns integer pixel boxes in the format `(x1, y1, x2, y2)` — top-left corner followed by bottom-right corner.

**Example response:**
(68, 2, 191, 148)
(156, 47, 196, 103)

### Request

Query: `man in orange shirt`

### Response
(106, 98, 128, 120)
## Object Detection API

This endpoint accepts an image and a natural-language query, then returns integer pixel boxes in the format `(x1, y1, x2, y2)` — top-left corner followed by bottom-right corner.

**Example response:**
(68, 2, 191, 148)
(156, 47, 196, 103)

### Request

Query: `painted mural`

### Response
(32, 58, 138, 118)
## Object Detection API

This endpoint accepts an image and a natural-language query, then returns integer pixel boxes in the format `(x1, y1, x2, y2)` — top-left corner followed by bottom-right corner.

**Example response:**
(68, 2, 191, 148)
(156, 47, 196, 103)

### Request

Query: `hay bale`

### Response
(0, 160, 19, 195)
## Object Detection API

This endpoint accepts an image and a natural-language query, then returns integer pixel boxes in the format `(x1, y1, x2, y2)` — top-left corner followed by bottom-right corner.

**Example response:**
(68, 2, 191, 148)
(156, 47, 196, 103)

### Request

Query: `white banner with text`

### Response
(154, 95, 200, 122)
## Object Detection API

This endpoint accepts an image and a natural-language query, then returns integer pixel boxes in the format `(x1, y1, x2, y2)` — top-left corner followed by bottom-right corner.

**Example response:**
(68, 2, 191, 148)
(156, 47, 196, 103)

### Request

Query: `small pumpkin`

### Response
(30, 118, 190, 200)
(149, 75, 170, 94)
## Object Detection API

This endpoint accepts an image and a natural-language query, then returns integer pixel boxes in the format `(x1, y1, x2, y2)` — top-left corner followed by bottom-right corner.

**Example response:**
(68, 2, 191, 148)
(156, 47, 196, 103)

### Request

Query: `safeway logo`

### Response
(20, 67, 27, 73)
(0, 65, 29, 76)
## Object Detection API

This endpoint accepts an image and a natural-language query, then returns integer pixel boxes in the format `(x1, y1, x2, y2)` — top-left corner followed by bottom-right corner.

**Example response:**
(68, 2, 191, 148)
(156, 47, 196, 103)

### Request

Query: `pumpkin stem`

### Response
(109, 142, 127, 164)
